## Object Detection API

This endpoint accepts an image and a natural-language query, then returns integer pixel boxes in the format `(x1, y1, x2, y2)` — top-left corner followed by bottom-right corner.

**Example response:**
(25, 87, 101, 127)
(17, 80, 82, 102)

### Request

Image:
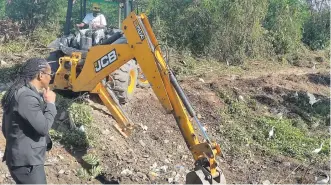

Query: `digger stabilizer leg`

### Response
(91, 82, 134, 137)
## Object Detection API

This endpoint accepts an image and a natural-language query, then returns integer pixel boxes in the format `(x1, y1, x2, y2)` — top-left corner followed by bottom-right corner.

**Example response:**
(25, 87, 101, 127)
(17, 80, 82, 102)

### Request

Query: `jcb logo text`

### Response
(94, 49, 117, 73)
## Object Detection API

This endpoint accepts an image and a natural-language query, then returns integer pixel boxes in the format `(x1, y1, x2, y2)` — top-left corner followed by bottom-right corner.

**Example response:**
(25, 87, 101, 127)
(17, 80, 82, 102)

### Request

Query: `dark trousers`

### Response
(8, 165, 47, 184)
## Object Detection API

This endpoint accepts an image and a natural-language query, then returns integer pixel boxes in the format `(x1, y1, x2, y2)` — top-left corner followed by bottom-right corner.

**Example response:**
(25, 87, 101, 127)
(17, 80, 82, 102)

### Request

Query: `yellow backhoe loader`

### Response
(47, 0, 226, 184)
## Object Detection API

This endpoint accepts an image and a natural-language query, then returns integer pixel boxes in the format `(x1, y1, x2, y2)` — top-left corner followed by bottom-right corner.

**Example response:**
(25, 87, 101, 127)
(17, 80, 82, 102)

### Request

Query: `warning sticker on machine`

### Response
(134, 20, 145, 41)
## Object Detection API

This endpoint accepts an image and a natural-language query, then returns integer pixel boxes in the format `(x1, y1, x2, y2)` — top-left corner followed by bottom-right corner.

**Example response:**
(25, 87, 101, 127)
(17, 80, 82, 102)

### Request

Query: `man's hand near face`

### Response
(43, 87, 56, 104)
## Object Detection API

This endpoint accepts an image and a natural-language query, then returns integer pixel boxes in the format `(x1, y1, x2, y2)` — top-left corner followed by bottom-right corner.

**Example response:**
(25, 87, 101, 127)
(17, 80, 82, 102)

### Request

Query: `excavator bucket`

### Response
(186, 167, 226, 184)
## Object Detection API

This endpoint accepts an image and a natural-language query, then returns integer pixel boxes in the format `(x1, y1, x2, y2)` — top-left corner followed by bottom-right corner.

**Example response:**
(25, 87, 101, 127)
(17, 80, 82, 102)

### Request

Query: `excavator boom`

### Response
(52, 12, 226, 184)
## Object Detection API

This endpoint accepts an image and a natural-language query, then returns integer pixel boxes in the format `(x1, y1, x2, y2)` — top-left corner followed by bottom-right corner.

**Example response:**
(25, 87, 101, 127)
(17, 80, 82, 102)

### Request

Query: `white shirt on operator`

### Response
(83, 13, 107, 28)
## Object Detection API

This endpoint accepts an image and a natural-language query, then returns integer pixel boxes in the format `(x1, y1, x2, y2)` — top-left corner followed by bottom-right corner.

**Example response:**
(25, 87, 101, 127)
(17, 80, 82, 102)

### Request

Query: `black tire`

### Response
(107, 60, 138, 104)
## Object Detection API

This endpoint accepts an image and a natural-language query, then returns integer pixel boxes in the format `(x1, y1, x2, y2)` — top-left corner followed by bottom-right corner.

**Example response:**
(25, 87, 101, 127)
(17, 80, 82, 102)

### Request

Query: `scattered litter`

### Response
(152, 162, 158, 169)
(262, 180, 270, 185)
(181, 155, 188, 160)
(198, 78, 205, 83)
(142, 125, 148, 131)
(101, 129, 110, 135)
(57, 155, 64, 160)
(140, 123, 148, 131)
(109, 136, 115, 141)
(268, 126, 274, 140)
(175, 165, 185, 172)
(312, 63, 316, 70)
(164, 159, 171, 164)
(312, 122, 320, 129)
(174, 173, 181, 182)
(294, 91, 298, 98)
(276, 112, 283, 119)
(315, 172, 329, 184)
(160, 165, 168, 173)
(307, 92, 320, 106)
(312, 142, 324, 154)
(283, 162, 291, 167)
(121, 169, 133, 176)
(179, 60, 186, 65)
(202, 126, 207, 132)
(177, 145, 183, 152)
(238, 95, 245, 102)
(137, 172, 147, 179)
(0, 60, 7, 66)
(139, 140, 146, 147)
(148, 171, 158, 180)
(168, 177, 174, 183)
(78, 125, 85, 132)
(58, 169, 65, 174)
(46, 157, 58, 164)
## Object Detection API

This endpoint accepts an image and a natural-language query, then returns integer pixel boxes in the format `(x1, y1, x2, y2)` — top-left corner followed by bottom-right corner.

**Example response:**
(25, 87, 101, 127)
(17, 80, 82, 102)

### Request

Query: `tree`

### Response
(303, 0, 330, 50)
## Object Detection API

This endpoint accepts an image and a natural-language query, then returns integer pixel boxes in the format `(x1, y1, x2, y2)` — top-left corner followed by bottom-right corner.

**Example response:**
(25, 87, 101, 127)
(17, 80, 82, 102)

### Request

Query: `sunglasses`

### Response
(41, 71, 55, 77)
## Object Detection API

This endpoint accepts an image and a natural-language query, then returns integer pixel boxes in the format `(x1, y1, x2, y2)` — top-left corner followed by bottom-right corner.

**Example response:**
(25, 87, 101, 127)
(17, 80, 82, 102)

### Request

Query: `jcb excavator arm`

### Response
(52, 12, 226, 184)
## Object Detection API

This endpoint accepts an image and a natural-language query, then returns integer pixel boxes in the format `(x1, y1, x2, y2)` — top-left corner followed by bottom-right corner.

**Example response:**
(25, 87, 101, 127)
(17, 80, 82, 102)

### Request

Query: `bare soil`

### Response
(0, 61, 329, 184)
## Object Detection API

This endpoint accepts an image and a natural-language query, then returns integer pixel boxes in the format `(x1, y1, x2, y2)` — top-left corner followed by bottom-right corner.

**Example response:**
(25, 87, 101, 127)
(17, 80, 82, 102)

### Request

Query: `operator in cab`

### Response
(76, 3, 107, 45)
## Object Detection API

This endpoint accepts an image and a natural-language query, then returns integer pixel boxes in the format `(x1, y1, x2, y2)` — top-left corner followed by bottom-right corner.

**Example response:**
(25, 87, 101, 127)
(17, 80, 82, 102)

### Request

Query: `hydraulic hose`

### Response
(169, 70, 211, 144)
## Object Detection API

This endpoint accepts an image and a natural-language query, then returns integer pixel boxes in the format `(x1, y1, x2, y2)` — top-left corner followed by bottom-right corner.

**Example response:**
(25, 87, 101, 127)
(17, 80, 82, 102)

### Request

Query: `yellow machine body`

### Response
(51, 12, 226, 184)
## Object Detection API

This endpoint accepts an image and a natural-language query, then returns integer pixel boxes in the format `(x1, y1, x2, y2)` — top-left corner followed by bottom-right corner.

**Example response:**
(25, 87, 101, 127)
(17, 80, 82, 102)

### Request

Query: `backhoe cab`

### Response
(48, 0, 146, 105)
(47, 1, 226, 184)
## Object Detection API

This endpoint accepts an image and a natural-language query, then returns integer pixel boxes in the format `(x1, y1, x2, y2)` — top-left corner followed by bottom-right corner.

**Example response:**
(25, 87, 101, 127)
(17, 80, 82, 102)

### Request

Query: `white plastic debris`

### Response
(307, 92, 320, 106)
(268, 126, 274, 140)
(198, 78, 205, 83)
(78, 125, 85, 132)
(121, 169, 133, 176)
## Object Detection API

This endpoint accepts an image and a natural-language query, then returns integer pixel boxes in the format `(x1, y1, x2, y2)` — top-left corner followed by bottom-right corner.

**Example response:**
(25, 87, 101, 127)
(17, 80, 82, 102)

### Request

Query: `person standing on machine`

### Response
(76, 3, 107, 45)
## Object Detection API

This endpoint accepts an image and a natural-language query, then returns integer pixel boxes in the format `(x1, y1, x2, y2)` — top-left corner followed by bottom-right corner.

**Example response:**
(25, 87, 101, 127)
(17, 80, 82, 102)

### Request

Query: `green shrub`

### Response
(0, 40, 29, 54)
(0, 63, 22, 83)
(264, 0, 309, 54)
(78, 153, 103, 180)
(61, 129, 89, 149)
(68, 102, 93, 127)
(257, 117, 330, 160)
(5, 0, 67, 32)
(209, 0, 272, 64)
(302, 9, 330, 50)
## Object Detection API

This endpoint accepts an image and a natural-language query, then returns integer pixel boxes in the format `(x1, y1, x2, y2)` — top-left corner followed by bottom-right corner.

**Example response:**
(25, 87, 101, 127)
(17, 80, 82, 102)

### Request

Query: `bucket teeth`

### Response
(113, 123, 132, 138)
